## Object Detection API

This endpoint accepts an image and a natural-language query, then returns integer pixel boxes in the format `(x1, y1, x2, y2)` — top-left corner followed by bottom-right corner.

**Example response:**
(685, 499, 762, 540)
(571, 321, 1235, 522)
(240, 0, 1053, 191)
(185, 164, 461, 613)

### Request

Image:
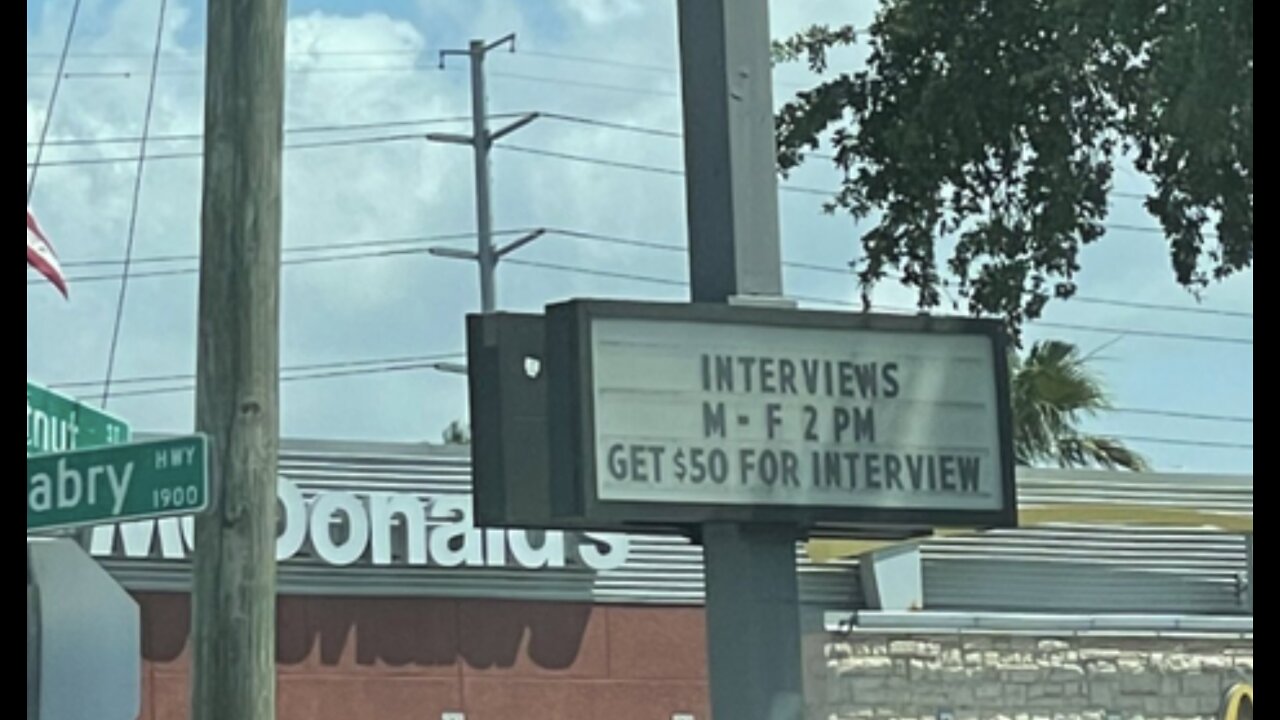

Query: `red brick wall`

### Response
(136, 593, 711, 720)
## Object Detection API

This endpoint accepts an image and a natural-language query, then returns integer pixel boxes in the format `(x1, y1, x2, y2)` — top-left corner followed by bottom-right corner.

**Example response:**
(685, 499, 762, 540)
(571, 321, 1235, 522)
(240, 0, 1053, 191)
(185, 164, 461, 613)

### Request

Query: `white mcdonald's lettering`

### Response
(89, 476, 630, 571)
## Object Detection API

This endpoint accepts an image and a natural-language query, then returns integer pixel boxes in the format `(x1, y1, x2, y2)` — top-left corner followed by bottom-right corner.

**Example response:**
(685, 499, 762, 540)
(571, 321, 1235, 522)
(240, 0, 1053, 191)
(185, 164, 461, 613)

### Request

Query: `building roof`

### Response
(102, 437, 1251, 618)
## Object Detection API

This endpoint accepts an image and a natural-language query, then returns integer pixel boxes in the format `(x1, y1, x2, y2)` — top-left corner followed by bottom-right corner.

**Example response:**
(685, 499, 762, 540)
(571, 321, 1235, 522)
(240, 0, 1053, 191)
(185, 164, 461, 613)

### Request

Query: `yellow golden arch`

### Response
(1221, 682, 1253, 720)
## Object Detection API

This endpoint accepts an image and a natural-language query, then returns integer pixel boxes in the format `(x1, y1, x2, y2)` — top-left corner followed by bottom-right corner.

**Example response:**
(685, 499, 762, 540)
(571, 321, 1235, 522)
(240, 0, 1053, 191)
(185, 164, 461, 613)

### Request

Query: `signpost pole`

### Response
(675, 1, 804, 717)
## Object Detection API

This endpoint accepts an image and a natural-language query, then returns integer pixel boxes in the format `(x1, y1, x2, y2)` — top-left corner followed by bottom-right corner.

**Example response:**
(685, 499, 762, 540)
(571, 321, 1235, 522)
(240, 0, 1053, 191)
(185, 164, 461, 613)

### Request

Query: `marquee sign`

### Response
(542, 300, 1016, 530)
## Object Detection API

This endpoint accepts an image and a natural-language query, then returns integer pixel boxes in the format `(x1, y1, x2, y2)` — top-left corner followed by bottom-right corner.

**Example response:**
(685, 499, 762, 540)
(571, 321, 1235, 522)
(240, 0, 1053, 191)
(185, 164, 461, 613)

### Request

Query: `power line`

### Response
(1031, 321, 1251, 346)
(25, 113, 505, 149)
(34, 228, 896, 281)
(544, 228, 685, 254)
(27, 63, 438, 79)
(788, 274, 1251, 320)
(543, 230, 1248, 322)
(27, 108, 1162, 212)
(498, 254, 1252, 347)
(47, 338, 1252, 431)
(503, 257, 688, 287)
(28, 58, 685, 97)
(496, 145, 1233, 248)
(540, 112, 681, 139)
(1069, 295, 1251, 319)
(49, 347, 1253, 425)
(32, 242, 472, 285)
(1107, 407, 1252, 424)
(27, 0, 83, 204)
(515, 49, 675, 74)
(29, 149, 198, 168)
(544, 228, 869, 280)
(502, 143, 682, 177)
(19, 107, 1166, 211)
(27, 48, 421, 59)
(36, 225, 1253, 331)
(30, 63, 684, 101)
(29, 229, 552, 285)
(18, 45, 678, 76)
(57, 229, 494, 270)
(101, 0, 167, 409)
(26, 131, 437, 169)
(49, 351, 467, 392)
(33, 237, 1251, 442)
(26, 45, 822, 90)
(24, 60, 817, 98)
(27, 136, 1175, 255)
(1111, 435, 1252, 451)
(24, 49, 676, 81)
(98, 370, 1254, 453)
(491, 70, 677, 97)
(90, 355, 469, 400)
(23, 46, 673, 73)
(503, 115, 1167, 198)
(497, 143, 834, 196)
(34, 223, 1251, 326)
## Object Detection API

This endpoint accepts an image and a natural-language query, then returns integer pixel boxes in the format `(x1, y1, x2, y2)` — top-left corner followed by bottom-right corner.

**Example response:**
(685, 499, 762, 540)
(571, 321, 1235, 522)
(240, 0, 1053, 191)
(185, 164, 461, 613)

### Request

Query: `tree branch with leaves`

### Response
(775, 0, 1252, 339)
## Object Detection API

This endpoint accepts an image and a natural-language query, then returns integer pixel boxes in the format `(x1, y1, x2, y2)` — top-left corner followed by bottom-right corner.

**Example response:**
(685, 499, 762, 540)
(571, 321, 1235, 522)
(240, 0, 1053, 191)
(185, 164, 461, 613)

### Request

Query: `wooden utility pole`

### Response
(190, 0, 286, 718)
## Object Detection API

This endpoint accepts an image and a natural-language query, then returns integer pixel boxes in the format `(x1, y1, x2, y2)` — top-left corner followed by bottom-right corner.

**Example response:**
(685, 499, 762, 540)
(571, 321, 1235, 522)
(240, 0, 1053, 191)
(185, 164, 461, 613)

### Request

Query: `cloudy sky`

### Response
(27, 0, 1252, 474)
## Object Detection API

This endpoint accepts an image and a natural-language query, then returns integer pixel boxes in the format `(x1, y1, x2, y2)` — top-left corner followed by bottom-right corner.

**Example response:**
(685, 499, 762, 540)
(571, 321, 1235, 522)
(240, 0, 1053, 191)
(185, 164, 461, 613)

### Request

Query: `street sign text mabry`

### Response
(27, 435, 211, 533)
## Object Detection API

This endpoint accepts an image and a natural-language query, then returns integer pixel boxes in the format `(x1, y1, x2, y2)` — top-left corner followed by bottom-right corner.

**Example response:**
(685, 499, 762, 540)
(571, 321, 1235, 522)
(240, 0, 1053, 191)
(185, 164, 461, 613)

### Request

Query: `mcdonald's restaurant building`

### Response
(90, 439, 1252, 720)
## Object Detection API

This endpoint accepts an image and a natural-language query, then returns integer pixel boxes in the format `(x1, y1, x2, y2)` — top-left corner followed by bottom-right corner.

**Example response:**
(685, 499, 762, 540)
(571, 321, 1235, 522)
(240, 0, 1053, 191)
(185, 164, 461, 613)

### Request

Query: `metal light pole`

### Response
(429, 33, 544, 314)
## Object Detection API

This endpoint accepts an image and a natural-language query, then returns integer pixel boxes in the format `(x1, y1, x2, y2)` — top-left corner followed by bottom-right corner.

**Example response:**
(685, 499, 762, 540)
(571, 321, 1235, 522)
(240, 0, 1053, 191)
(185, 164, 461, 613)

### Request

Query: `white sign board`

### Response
(549, 301, 1015, 528)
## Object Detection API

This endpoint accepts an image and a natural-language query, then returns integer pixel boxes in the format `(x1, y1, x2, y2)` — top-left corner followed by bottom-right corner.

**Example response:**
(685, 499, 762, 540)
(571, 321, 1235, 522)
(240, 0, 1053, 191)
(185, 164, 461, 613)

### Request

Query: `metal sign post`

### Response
(464, 3, 1017, 719)
(676, 0, 816, 715)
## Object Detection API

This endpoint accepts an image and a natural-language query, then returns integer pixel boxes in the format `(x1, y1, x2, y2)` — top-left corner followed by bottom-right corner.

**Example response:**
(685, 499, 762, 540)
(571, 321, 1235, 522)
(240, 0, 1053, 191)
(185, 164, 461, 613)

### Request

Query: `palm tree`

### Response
(1009, 340, 1148, 471)
(441, 420, 471, 445)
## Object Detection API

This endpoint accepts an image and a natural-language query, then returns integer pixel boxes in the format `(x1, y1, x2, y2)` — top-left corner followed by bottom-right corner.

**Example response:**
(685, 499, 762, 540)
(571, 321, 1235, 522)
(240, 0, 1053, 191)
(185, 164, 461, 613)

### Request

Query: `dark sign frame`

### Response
(546, 299, 1018, 531)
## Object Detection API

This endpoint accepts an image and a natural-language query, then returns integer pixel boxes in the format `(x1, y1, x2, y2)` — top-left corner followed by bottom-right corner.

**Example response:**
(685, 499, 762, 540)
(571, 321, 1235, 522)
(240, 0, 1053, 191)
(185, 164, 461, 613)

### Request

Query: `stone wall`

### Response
(817, 631, 1252, 720)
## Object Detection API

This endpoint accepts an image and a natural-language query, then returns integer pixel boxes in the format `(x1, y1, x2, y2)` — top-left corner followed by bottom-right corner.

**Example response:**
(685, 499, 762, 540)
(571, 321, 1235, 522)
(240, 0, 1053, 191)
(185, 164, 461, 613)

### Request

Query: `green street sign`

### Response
(27, 380, 131, 456)
(27, 434, 211, 533)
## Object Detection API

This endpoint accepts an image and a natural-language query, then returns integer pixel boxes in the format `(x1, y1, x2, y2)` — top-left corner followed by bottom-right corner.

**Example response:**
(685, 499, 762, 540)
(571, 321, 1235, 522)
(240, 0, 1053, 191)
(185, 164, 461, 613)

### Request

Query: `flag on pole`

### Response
(26, 208, 67, 298)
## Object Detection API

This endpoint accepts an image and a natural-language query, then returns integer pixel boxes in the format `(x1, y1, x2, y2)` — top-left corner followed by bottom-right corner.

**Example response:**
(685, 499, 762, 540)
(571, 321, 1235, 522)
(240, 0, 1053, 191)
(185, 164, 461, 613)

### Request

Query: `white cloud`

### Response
(26, 0, 1252, 472)
(288, 11, 424, 61)
(557, 0, 644, 27)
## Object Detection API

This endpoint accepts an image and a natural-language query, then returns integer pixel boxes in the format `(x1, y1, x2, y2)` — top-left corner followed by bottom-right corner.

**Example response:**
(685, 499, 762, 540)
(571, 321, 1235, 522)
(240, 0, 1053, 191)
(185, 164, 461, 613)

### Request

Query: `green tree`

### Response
(774, 1, 1252, 336)
(1010, 339, 1147, 470)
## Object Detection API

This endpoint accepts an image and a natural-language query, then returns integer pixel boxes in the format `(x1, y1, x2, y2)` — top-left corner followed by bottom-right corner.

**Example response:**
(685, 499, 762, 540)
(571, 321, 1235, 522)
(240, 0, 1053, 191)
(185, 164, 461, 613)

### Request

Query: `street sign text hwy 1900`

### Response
(27, 434, 211, 533)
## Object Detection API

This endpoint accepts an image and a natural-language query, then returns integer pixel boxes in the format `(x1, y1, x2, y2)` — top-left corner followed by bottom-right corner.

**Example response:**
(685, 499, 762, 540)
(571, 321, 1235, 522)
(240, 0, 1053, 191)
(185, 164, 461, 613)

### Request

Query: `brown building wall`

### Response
(136, 593, 711, 720)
